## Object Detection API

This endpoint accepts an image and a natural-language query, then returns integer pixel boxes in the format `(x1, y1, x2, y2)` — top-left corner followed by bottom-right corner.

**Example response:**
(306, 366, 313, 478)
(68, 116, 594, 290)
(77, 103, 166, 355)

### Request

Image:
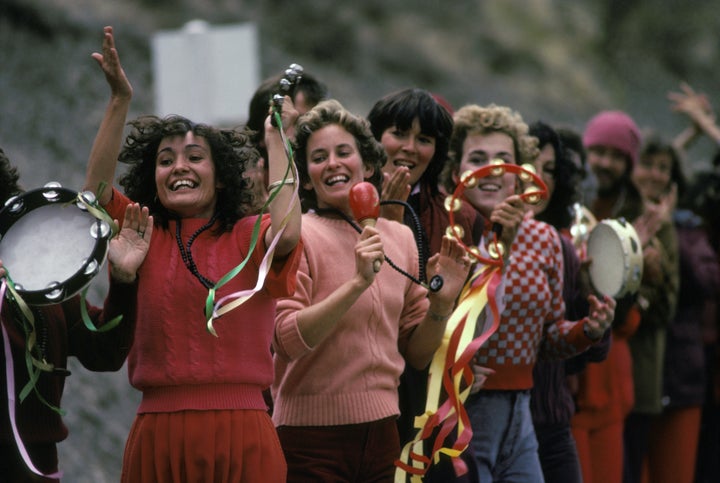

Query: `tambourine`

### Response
(0, 183, 113, 305)
(586, 218, 643, 298)
(569, 202, 597, 261)
(444, 160, 549, 265)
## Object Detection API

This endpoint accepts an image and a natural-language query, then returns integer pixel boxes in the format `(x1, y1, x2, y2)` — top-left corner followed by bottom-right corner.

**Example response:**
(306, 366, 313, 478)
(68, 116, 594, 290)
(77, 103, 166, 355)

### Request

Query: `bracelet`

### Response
(267, 178, 295, 191)
(583, 322, 602, 342)
(428, 308, 453, 322)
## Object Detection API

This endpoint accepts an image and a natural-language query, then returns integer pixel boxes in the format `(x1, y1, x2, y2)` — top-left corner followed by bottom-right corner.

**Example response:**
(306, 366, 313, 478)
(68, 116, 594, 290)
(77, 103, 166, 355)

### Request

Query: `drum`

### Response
(0, 183, 112, 305)
(586, 218, 643, 298)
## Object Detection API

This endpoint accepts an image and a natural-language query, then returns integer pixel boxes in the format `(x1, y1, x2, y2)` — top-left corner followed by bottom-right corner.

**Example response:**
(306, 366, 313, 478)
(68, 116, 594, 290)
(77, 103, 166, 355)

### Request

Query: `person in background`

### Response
(636, 136, 719, 483)
(271, 99, 472, 482)
(366, 87, 484, 444)
(527, 121, 611, 483)
(0, 146, 150, 482)
(668, 83, 720, 483)
(443, 104, 615, 482)
(622, 134, 680, 483)
(556, 126, 598, 208)
(245, 70, 329, 209)
(83, 26, 302, 483)
(570, 110, 669, 483)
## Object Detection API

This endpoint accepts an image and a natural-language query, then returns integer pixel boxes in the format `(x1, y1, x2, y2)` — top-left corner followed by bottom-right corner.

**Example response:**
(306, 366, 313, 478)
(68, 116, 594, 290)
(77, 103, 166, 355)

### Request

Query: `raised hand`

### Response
(668, 82, 714, 123)
(380, 167, 411, 222)
(108, 203, 152, 283)
(583, 294, 615, 341)
(426, 236, 473, 314)
(91, 26, 132, 101)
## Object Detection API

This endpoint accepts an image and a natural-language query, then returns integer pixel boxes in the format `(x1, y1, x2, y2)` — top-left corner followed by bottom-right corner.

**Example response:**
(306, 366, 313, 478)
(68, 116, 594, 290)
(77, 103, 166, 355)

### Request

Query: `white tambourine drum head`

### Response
(0, 185, 111, 305)
(586, 218, 644, 298)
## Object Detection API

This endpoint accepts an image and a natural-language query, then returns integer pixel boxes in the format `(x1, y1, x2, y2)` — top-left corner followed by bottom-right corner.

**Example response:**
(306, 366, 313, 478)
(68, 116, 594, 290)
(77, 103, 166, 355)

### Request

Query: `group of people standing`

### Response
(1, 24, 718, 483)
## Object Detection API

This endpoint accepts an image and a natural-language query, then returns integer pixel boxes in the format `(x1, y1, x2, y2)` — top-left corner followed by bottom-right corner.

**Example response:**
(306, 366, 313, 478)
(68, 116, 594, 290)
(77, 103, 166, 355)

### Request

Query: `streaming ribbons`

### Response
(204, 104, 299, 336)
(395, 161, 548, 481)
(1, 280, 63, 479)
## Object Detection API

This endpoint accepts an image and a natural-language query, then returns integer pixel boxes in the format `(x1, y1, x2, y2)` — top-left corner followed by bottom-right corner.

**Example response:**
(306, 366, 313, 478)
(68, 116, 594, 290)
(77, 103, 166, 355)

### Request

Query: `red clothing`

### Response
(1, 280, 138, 478)
(121, 410, 286, 483)
(104, 189, 302, 413)
(572, 308, 640, 429)
(478, 218, 594, 391)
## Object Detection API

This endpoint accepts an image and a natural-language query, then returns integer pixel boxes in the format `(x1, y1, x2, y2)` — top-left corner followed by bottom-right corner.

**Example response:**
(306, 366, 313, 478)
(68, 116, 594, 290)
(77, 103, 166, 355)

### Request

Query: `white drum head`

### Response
(0, 185, 111, 305)
(586, 218, 643, 298)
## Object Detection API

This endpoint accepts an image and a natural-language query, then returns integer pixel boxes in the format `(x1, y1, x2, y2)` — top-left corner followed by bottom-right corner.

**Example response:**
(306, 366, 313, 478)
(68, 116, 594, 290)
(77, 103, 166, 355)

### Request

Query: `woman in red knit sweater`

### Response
(82, 27, 303, 482)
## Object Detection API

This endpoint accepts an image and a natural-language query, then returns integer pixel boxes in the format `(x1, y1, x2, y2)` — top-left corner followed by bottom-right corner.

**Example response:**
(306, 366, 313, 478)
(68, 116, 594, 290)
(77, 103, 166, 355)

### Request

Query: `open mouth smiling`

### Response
(171, 179, 198, 191)
(325, 174, 350, 186)
(478, 182, 503, 192)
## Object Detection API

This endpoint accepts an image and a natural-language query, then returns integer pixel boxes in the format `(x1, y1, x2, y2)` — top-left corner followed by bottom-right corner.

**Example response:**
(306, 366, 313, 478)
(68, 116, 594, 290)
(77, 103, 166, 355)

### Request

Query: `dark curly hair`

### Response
(117, 115, 258, 232)
(0, 147, 22, 203)
(293, 99, 386, 212)
(529, 121, 581, 229)
(367, 88, 453, 195)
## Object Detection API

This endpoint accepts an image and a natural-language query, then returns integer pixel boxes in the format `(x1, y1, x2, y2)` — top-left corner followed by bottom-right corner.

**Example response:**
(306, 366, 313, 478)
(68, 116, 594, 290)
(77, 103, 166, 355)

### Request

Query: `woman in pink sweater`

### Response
(271, 99, 472, 482)
(82, 27, 302, 483)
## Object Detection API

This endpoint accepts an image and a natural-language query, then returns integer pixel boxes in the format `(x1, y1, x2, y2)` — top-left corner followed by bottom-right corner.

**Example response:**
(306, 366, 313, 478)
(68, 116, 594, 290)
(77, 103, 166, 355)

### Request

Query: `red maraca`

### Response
(349, 182, 382, 272)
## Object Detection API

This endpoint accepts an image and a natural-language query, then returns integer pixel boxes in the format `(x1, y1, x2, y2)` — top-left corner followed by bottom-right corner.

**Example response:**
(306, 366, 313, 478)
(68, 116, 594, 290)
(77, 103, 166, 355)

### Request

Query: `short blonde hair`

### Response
(443, 104, 538, 190)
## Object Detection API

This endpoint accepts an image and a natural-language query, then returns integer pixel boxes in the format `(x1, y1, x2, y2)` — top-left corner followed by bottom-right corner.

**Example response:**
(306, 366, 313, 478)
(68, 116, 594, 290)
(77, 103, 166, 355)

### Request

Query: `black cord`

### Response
(380, 200, 427, 283)
(175, 216, 217, 289)
(316, 204, 443, 292)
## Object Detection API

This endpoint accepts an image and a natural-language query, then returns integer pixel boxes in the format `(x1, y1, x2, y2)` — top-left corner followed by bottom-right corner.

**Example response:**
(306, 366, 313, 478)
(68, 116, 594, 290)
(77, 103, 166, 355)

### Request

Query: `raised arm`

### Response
(263, 96, 302, 257)
(83, 26, 133, 205)
(669, 82, 720, 149)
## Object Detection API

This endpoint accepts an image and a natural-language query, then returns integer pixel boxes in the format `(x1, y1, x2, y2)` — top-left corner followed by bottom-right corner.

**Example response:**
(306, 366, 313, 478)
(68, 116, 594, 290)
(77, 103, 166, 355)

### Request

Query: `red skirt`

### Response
(121, 409, 286, 483)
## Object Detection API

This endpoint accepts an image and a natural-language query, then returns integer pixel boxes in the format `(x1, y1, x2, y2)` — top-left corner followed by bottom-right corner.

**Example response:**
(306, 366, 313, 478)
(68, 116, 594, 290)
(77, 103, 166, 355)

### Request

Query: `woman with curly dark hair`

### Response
(526, 121, 611, 483)
(83, 27, 302, 483)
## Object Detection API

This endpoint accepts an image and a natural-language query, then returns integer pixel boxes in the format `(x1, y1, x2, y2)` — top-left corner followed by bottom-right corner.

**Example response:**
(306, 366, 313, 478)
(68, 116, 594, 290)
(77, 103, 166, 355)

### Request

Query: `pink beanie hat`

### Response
(582, 110, 641, 166)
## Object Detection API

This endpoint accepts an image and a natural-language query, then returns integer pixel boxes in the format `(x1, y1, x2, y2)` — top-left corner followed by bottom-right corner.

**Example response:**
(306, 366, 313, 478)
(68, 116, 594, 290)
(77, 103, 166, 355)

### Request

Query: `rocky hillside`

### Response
(1, 0, 719, 480)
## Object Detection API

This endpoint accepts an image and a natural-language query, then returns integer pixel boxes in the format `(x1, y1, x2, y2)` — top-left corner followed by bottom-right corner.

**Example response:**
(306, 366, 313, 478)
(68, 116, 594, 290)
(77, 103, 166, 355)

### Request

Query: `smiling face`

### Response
(632, 151, 672, 202)
(530, 143, 556, 215)
(380, 117, 436, 187)
(587, 145, 629, 194)
(155, 131, 220, 219)
(304, 124, 375, 215)
(455, 131, 517, 218)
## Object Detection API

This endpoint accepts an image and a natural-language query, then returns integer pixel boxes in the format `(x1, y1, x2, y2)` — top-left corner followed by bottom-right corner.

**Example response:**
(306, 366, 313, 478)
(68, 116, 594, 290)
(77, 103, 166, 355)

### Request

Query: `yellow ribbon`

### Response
(395, 263, 503, 482)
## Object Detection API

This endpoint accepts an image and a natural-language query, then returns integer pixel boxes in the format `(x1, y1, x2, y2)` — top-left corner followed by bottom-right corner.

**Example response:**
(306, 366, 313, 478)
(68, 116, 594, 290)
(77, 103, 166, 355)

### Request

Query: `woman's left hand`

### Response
(108, 203, 153, 283)
(426, 236, 472, 311)
(584, 294, 616, 340)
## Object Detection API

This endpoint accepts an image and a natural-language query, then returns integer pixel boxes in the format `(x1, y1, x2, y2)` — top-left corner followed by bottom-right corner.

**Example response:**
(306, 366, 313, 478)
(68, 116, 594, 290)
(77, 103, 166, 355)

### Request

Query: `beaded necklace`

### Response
(174, 215, 218, 289)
